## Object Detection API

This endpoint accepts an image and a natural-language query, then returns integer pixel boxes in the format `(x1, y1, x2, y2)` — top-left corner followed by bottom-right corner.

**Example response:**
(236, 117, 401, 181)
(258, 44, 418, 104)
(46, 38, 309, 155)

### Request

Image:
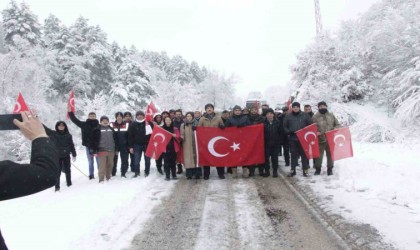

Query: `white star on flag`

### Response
(230, 142, 240, 151)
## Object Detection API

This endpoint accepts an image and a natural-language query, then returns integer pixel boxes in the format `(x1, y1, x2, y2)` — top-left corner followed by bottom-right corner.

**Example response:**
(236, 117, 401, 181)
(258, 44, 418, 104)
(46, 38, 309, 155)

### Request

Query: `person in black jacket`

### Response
(283, 102, 313, 177)
(123, 111, 135, 172)
(110, 112, 130, 177)
(90, 116, 119, 183)
(153, 113, 164, 175)
(1, 111, 59, 250)
(248, 106, 265, 177)
(225, 105, 251, 177)
(263, 108, 282, 177)
(127, 111, 154, 177)
(67, 104, 99, 180)
(173, 109, 184, 174)
(45, 121, 76, 191)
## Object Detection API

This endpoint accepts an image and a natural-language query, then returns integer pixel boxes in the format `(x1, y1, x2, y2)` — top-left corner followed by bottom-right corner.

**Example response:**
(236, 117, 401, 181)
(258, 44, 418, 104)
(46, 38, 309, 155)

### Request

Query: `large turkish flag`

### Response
(296, 123, 320, 159)
(13, 92, 30, 114)
(145, 101, 157, 122)
(145, 126, 172, 159)
(66, 89, 75, 119)
(325, 127, 354, 161)
(196, 124, 265, 167)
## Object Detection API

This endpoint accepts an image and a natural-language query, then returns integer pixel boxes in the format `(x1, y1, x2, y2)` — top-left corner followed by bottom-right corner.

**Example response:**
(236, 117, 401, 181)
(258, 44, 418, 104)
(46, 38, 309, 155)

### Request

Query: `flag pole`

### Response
(71, 162, 88, 177)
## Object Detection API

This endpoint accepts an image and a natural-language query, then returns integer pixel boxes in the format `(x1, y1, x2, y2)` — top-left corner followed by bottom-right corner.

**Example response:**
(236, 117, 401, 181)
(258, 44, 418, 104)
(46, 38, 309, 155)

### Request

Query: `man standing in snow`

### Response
(173, 109, 184, 174)
(278, 106, 290, 167)
(312, 101, 340, 176)
(110, 112, 130, 178)
(283, 102, 313, 177)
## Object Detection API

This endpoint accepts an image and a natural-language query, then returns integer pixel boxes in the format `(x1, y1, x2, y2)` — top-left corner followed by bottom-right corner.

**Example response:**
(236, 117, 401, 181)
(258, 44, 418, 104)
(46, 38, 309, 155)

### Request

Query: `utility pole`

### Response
(314, 0, 323, 35)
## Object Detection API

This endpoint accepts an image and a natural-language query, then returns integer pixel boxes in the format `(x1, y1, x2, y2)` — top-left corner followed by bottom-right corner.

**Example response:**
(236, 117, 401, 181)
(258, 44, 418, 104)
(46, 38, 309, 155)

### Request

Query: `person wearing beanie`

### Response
(262, 108, 282, 177)
(283, 102, 313, 177)
(198, 103, 226, 180)
(261, 103, 270, 116)
(225, 105, 251, 178)
(110, 112, 130, 178)
(67, 103, 99, 180)
(242, 107, 250, 116)
(89, 116, 119, 183)
(312, 101, 340, 176)
(127, 110, 154, 178)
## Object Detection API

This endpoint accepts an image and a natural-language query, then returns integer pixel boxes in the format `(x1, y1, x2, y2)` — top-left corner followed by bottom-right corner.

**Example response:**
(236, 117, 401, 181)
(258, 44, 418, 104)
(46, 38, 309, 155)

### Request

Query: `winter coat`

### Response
(173, 118, 184, 129)
(197, 113, 224, 128)
(127, 120, 154, 147)
(264, 119, 282, 148)
(89, 125, 119, 153)
(44, 121, 77, 158)
(225, 114, 251, 127)
(312, 111, 340, 143)
(180, 121, 198, 169)
(68, 111, 99, 147)
(277, 114, 288, 144)
(110, 121, 129, 149)
(283, 111, 313, 141)
(0, 137, 58, 201)
(163, 126, 181, 153)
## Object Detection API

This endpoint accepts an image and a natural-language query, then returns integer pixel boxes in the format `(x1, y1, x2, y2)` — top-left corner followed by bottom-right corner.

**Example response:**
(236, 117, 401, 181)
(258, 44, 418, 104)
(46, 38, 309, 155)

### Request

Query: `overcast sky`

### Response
(1, 0, 379, 98)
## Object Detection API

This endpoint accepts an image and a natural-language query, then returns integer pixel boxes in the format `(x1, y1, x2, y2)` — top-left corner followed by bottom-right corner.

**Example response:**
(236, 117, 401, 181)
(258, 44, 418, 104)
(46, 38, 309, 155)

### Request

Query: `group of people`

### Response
(58, 100, 340, 185)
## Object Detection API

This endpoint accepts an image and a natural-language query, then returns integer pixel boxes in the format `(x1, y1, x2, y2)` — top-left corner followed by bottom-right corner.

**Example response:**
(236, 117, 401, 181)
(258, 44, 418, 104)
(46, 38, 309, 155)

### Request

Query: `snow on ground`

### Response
(300, 103, 420, 249)
(0, 154, 175, 250)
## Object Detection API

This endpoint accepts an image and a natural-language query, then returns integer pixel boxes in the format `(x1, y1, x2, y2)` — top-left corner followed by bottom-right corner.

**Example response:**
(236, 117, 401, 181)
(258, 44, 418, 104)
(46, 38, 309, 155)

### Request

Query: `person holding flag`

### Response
(283, 102, 313, 177)
(312, 101, 340, 176)
(180, 112, 200, 179)
(162, 116, 181, 180)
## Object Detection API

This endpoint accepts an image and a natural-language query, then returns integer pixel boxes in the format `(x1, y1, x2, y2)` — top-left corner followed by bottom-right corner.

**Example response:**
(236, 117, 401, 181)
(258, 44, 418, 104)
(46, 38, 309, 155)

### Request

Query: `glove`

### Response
(72, 156, 76, 162)
(219, 124, 225, 129)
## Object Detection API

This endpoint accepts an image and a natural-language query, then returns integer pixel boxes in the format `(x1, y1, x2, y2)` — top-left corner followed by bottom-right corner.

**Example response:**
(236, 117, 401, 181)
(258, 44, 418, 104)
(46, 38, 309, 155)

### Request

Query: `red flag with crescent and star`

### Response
(13, 92, 30, 114)
(296, 124, 320, 159)
(145, 125, 172, 160)
(325, 127, 353, 161)
(195, 124, 264, 167)
(66, 89, 75, 119)
(145, 101, 157, 122)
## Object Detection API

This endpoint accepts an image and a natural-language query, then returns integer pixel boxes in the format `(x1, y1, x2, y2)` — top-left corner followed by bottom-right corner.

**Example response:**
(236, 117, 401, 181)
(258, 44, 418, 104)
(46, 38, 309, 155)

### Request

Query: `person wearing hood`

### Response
(248, 106, 265, 177)
(44, 121, 76, 191)
(110, 112, 130, 178)
(127, 111, 154, 178)
(312, 101, 340, 176)
(153, 113, 164, 175)
(283, 102, 313, 177)
(67, 104, 99, 180)
(90, 116, 119, 183)
(198, 103, 226, 180)
(225, 105, 251, 178)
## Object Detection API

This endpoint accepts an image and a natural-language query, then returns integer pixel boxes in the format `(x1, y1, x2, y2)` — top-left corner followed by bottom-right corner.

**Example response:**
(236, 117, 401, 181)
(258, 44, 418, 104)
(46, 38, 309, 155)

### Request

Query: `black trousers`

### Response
(203, 166, 225, 178)
(56, 156, 71, 188)
(112, 148, 129, 175)
(280, 142, 290, 165)
(265, 146, 279, 173)
(156, 155, 163, 170)
(129, 152, 135, 172)
(289, 140, 309, 171)
(186, 168, 202, 177)
(164, 151, 177, 178)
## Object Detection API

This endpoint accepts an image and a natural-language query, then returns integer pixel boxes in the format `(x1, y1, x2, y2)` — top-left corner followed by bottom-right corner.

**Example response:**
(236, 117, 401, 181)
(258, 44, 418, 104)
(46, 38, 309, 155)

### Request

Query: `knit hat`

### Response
(292, 102, 300, 108)
(317, 101, 327, 107)
(233, 105, 241, 111)
(266, 108, 275, 115)
(100, 116, 109, 122)
(161, 111, 170, 116)
(205, 103, 214, 110)
(282, 106, 289, 111)
(135, 111, 145, 116)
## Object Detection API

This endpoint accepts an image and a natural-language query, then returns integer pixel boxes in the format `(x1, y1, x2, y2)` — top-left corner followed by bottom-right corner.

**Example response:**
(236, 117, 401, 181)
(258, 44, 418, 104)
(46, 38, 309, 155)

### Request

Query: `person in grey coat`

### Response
(283, 102, 313, 177)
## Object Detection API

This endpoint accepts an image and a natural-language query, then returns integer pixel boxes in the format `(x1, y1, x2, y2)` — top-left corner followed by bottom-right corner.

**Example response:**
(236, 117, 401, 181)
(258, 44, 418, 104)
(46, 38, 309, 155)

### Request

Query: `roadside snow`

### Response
(0, 155, 175, 250)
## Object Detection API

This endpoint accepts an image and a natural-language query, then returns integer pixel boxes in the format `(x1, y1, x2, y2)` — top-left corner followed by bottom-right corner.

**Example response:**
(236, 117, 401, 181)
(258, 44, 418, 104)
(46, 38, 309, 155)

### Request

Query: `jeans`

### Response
(85, 147, 99, 177)
(133, 144, 151, 174)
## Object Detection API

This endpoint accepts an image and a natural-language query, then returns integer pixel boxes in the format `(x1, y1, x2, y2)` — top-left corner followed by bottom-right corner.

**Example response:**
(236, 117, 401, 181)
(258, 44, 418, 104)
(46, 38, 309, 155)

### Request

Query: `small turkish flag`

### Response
(325, 127, 354, 161)
(145, 101, 157, 122)
(296, 124, 320, 159)
(66, 89, 75, 119)
(196, 124, 265, 167)
(286, 98, 292, 112)
(145, 126, 172, 159)
(13, 92, 30, 114)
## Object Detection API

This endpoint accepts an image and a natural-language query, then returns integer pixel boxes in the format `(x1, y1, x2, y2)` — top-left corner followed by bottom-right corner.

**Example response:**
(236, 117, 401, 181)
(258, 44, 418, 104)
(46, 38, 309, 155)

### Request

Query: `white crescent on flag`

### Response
(153, 133, 166, 143)
(334, 134, 346, 147)
(304, 131, 317, 145)
(208, 136, 230, 157)
(13, 102, 21, 113)
(69, 97, 75, 108)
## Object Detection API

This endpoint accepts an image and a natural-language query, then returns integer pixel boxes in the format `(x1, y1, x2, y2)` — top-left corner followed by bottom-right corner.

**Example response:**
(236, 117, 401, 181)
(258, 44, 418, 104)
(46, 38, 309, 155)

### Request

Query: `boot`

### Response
(243, 167, 249, 178)
(258, 167, 264, 176)
(287, 170, 296, 177)
(89, 175, 94, 180)
(232, 168, 238, 178)
(133, 172, 139, 178)
(327, 167, 333, 176)
(263, 169, 270, 177)
(314, 167, 321, 175)
(227, 168, 232, 174)
(303, 169, 309, 177)
(272, 168, 278, 178)
(157, 167, 163, 175)
(121, 173, 127, 178)
(176, 164, 183, 174)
